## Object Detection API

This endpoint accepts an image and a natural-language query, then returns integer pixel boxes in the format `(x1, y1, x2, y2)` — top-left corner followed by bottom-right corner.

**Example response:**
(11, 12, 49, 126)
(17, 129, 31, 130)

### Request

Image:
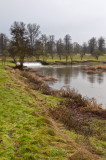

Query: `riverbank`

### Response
(0, 63, 106, 159)
(36, 60, 106, 66)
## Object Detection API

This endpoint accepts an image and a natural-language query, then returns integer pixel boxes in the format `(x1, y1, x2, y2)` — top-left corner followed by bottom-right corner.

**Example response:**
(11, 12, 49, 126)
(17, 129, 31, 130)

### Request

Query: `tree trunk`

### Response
(71, 58, 73, 64)
(59, 55, 61, 61)
(66, 56, 68, 64)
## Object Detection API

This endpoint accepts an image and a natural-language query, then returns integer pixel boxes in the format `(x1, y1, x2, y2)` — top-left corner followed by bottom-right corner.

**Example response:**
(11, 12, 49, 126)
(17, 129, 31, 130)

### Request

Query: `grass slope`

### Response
(0, 65, 68, 159)
(0, 63, 106, 160)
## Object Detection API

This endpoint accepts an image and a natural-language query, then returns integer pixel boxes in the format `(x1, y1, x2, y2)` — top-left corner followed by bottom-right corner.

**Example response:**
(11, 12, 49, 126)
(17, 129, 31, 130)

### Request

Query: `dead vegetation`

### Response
(21, 71, 53, 95)
(84, 65, 106, 74)
(49, 93, 106, 138)
(42, 76, 57, 82)
(26, 68, 40, 72)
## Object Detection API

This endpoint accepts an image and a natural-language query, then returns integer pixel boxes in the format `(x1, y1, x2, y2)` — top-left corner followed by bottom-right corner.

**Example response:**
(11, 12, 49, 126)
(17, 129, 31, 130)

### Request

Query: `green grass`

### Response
(39, 54, 106, 64)
(0, 64, 69, 159)
(89, 137, 106, 156)
(0, 62, 106, 160)
(1, 53, 106, 66)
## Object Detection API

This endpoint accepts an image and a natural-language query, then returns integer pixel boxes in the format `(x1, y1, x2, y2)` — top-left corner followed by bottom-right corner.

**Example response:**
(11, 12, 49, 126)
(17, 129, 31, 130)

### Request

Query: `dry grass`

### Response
(27, 68, 40, 72)
(49, 88, 106, 137)
(21, 71, 55, 95)
(58, 88, 105, 117)
(43, 76, 57, 82)
(22, 71, 43, 84)
(59, 88, 90, 107)
(84, 65, 106, 74)
(36, 73, 45, 78)
(35, 73, 57, 82)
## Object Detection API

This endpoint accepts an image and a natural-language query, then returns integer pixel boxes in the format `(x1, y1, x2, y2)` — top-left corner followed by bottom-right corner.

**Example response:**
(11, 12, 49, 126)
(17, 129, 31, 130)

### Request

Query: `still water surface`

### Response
(24, 63, 106, 109)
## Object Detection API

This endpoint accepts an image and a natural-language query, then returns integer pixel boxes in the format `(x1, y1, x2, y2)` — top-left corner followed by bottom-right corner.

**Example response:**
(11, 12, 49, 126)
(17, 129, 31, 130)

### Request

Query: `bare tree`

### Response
(40, 34, 48, 62)
(56, 38, 64, 60)
(73, 42, 81, 54)
(97, 37, 105, 53)
(80, 42, 88, 60)
(64, 34, 72, 63)
(27, 23, 40, 58)
(35, 39, 42, 60)
(88, 37, 97, 54)
(0, 33, 9, 65)
(0, 33, 8, 53)
(10, 21, 30, 69)
(48, 35, 55, 59)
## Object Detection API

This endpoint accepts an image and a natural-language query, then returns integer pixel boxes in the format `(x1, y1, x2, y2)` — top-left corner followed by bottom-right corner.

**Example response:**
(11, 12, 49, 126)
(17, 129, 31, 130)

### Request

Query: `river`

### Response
(23, 62, 106, 109)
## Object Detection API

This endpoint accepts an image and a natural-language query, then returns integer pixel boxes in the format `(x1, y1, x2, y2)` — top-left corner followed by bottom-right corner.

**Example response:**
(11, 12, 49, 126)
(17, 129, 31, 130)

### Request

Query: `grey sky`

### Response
(0, 0, 106, 44)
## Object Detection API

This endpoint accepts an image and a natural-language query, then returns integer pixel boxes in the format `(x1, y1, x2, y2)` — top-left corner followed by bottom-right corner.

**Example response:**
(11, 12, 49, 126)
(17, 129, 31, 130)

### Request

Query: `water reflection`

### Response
(39, 65, 104, 85)
(38, 65, 106, 108)
(97, 73, 104, 84)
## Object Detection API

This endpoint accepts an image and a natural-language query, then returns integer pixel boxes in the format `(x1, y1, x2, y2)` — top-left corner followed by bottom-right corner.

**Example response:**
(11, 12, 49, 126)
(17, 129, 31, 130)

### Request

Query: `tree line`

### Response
(0, 21, 106, 68)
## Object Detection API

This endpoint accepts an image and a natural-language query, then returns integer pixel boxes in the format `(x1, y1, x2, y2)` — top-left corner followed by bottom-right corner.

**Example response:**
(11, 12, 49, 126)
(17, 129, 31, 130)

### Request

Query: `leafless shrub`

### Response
(22, 71, 43, 84)
(59, 88, 89, 107)
(49, 105, 93, 136)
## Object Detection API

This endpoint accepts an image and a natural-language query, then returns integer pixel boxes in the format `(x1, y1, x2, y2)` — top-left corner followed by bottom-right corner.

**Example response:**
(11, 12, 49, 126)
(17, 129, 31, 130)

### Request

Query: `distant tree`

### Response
(64, 34, 72, 63)
(80, 42, 88, 60)
(97, 37, 105, 53)
(10, 21, 30, 69)
(27, 23, 40, 57)
(92, 50, 103, 60)
(40, 34, 48, 61)
(73, 42, 81, 54)
(88, 37, 97, 54)
(56, 38, 64, 60)
(0, 33, 8, 53)
(0, 33, 9, 65)
(35, 39, 42, 60)
(48, 35, 55, 59)
(82, 42, 88, 54)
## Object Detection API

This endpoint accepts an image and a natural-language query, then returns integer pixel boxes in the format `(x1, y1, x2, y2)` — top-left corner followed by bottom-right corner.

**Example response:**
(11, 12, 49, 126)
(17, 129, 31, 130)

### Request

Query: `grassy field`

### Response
(0, 62, 106, 160)
(39, 54, 106, 64)
(1, 54, 106, 66)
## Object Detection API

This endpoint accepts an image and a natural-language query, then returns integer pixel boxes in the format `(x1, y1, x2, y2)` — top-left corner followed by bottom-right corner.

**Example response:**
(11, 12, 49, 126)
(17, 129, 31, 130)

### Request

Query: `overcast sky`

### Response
(0, 0, 106, 44)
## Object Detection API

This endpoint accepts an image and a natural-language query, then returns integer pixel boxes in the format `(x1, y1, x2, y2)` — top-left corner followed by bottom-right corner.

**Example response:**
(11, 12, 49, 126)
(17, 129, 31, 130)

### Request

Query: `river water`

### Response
(24, 62, 106, 109)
